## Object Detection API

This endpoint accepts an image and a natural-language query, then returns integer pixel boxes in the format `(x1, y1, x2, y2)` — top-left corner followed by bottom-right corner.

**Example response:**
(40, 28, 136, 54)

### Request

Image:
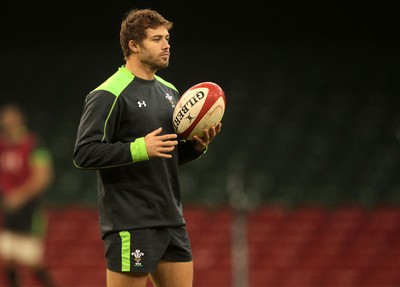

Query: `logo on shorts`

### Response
(131, 249, 144, 267)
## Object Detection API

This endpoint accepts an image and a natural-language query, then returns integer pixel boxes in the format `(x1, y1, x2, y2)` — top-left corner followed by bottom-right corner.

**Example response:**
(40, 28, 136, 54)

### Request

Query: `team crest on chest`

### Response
(165, 93, 175, 108)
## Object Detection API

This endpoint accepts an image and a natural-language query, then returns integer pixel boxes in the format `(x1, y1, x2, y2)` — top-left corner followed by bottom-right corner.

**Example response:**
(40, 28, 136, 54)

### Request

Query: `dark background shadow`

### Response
(1, 0, 399, 207)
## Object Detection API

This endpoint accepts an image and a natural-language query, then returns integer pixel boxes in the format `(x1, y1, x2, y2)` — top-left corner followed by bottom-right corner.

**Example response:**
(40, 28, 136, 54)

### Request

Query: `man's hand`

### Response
(144, 127, 178, 158)
(1, 191, 27, 212)
(193, 123, 222, 152)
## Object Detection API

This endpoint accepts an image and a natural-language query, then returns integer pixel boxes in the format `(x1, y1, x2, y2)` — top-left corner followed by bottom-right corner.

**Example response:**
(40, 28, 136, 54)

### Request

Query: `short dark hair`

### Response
(120, 9, 173, 59)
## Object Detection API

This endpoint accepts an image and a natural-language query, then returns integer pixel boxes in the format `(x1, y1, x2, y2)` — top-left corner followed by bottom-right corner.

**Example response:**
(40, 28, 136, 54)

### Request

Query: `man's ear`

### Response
(129, 40, 139, 53)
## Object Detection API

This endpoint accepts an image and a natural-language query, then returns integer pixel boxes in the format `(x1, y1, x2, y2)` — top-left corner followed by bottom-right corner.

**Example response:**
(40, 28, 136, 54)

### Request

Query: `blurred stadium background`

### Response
(1, 0, 399, 286)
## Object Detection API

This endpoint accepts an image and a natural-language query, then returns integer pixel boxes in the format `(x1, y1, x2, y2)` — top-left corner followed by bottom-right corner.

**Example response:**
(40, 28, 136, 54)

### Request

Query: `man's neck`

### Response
(125, 59, 156, 80)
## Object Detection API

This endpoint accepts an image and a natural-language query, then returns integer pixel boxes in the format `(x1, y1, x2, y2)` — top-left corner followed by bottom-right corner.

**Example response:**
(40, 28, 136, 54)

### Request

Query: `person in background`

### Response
(0, 103, 58, 287)
(73, 8, 222, 287)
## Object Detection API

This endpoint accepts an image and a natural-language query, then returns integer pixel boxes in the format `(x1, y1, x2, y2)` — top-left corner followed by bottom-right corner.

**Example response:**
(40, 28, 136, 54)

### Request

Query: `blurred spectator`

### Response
(0, 104, 58, 287)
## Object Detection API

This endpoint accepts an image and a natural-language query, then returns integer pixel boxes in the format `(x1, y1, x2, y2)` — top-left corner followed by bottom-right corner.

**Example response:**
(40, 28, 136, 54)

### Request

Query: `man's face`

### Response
(0, 107, 24, 135)
(137, 26, 171, 70)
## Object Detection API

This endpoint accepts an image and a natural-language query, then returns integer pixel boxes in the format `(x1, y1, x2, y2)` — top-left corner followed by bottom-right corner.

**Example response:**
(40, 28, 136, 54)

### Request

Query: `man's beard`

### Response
(150, 59, 169, 71)
(141, 54, 169, 71)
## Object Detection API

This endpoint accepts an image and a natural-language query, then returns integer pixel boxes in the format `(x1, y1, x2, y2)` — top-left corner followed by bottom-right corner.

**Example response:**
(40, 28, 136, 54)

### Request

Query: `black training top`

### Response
(73, 66, 203, 239)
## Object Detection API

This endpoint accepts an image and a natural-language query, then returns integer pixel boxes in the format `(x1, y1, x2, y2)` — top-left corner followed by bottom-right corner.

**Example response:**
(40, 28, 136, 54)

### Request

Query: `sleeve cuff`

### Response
(199, 145, 208, 155)
(130, 137, 149, 162)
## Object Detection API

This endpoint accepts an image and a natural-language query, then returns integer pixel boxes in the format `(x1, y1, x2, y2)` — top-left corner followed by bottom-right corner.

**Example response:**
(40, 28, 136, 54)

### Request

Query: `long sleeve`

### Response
(73, 91, 135, 169)
(177, 139, 206, 165)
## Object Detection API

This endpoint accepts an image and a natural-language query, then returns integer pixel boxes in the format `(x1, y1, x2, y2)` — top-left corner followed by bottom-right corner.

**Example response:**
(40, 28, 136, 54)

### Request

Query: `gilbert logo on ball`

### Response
(172, 82, 226, 140)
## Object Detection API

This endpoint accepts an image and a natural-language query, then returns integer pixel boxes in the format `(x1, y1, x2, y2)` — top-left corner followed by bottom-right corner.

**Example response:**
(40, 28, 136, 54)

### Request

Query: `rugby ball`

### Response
(172, 82, 226, 140)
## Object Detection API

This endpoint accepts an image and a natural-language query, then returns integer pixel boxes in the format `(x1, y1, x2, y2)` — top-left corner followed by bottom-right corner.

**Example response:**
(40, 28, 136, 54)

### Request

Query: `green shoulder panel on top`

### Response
(93, 66, 135, 97)
(155, 75, 178, 92)
(90, 66, 134, 143)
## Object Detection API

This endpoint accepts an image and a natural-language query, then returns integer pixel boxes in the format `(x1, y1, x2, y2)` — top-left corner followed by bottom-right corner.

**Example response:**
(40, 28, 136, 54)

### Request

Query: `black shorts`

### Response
(2, 197, 46, 236)
(103, 226, 193, 273)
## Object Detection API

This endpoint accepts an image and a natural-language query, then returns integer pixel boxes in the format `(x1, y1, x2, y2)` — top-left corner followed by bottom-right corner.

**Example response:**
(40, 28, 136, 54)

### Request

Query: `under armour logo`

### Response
(137, 101, 146, 108)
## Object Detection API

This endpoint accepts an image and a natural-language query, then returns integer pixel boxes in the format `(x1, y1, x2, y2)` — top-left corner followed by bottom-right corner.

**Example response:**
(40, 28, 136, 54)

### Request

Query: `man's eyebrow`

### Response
(149, 35, 170, 41)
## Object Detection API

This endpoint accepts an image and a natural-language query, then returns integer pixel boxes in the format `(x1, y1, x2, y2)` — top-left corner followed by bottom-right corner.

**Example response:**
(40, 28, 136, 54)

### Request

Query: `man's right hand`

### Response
(144, 127, 178, 159)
